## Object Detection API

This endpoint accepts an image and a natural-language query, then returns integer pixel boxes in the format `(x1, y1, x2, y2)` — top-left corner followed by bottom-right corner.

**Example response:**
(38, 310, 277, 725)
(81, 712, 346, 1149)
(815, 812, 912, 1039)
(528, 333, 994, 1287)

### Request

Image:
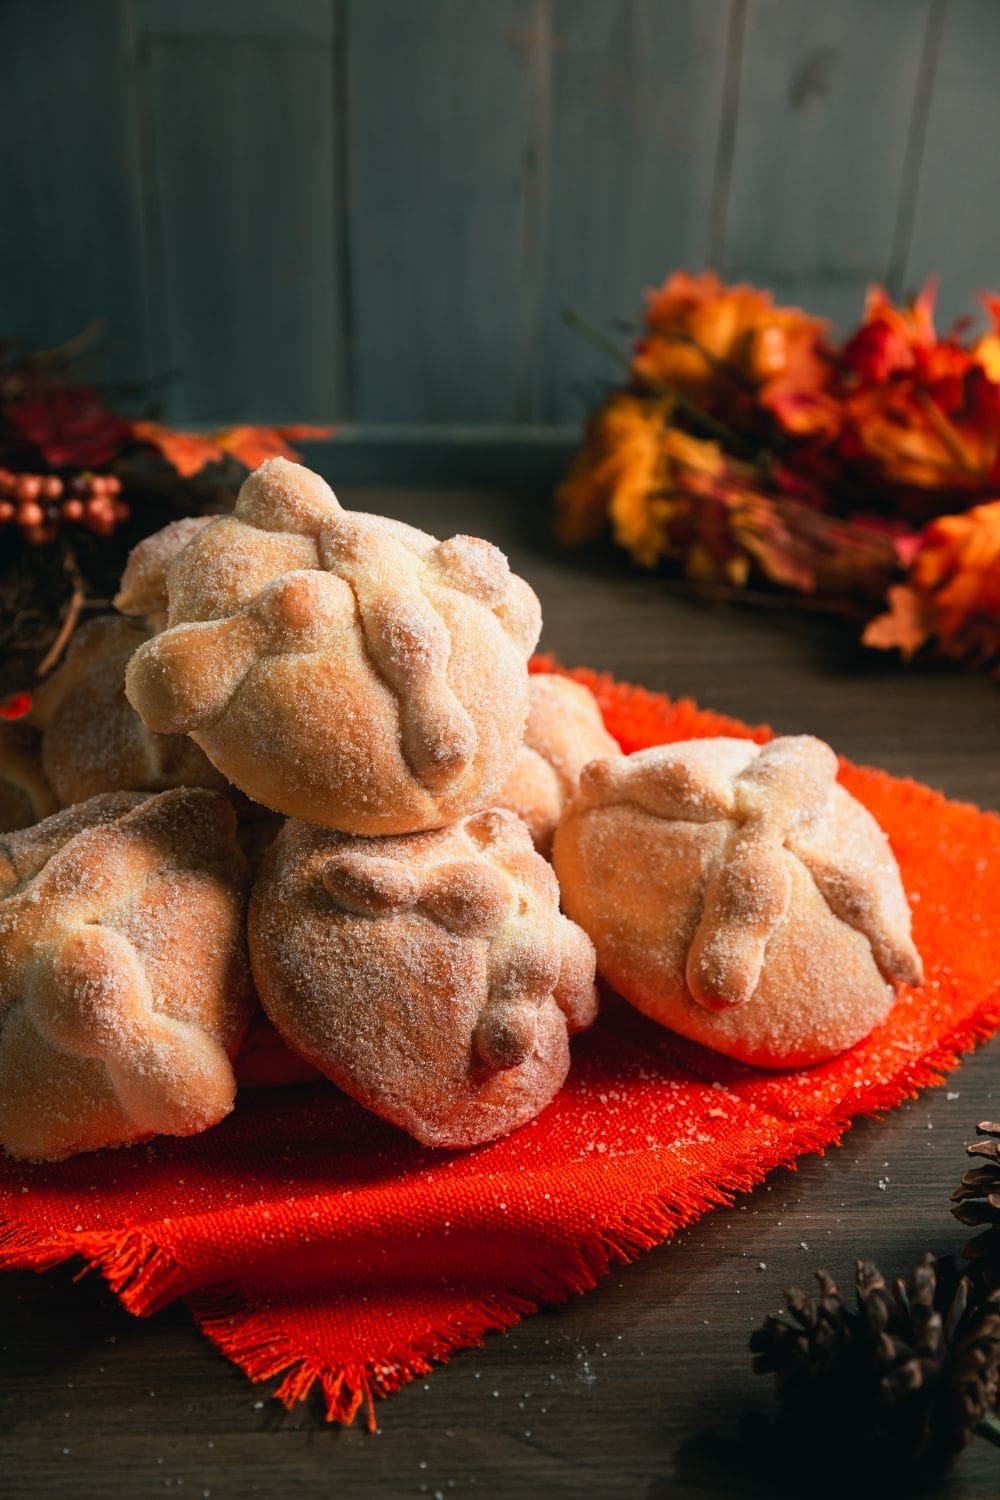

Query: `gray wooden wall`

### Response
(1, 0, 996, 436)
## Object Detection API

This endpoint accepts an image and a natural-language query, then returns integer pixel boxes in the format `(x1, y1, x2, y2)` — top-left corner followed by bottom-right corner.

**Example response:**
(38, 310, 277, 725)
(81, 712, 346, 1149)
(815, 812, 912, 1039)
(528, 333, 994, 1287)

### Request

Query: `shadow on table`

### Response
(666, 1428, 948, 1500)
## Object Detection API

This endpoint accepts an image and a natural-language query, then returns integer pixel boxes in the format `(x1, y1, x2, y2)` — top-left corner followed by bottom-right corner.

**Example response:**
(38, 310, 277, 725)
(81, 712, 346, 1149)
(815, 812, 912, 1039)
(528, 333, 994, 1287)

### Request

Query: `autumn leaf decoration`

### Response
(864, 501, 1000, 664)
(131, 422, 335, 480)
(0, 329, 335, 700)
(559, 271, 1000, 673)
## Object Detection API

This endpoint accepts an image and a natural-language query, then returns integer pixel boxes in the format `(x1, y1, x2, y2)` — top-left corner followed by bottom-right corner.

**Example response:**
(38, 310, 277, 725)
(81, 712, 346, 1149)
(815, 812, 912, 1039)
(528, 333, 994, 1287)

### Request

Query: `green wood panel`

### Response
(2, 0, 991, 432)
(345, 0, 549, 424)
(133, 0, 343, 424)
(902, 0, 1000, 328)
(0, 0, 150, 381)
(538, 0, 734, 422)
(721, 0, 934, 331)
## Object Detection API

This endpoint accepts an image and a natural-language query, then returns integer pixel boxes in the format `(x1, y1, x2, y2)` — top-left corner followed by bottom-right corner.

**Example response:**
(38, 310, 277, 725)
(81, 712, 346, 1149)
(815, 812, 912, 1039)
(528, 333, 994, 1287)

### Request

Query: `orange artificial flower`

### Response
(554, 391, 753, 575)
(631, 271, 836, 436)
(844, 368, 1000, 491)
(624, 425, 746, 580)
(131, 422, 226, 478)
(132, 421, 334, 479)
(554, 389, 830, 589)
(840, 282, 1000, 495)
(217, 424, 334, 471)
(842, 282, 937, 382)
(971, 294, 1000, 382)
(555, 393, 669, 553)
(864, 498, 1000, 664)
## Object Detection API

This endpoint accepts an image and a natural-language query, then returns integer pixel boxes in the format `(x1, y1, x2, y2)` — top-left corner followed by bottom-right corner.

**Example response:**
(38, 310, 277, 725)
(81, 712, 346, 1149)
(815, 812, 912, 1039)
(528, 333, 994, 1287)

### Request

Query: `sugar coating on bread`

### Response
(248, 807, 598, 1146)
(0, 720, 57, 833)
(114, 515, 216, 629)
(124, 459, 542, 834)
(553, 735, 923, 1068)
(31, 614, 228, 808)
(0, 788, 254, 1160)
(494, 674, 621, 854)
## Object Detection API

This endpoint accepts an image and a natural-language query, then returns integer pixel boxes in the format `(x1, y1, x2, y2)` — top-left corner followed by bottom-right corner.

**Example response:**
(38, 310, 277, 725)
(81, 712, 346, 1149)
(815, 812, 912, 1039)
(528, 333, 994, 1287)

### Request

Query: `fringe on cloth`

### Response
(2, 660, 998, 1427)
(3, 979, 998, 1431)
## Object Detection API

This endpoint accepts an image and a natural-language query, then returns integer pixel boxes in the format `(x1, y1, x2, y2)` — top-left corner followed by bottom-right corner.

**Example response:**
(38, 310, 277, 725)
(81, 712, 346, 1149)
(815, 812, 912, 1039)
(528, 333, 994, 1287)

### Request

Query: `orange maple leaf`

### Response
(131, 421, 225, 478)
(632, 271, 834, 434)
(864, 498, 1000, 664)
(132, 421, 335, 478)
(862, 585, 930, 658)
(216, 425, 335, 471)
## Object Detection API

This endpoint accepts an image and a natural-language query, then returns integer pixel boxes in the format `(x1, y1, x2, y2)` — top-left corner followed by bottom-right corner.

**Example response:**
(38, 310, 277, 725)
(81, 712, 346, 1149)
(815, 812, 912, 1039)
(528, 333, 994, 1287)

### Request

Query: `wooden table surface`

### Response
(3, 486, 1000, 1500)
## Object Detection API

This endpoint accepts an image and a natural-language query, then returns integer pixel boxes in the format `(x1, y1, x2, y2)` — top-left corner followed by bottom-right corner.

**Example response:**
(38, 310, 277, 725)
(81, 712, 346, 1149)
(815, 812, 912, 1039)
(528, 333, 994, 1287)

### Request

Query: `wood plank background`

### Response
(0, 0, 995, 432)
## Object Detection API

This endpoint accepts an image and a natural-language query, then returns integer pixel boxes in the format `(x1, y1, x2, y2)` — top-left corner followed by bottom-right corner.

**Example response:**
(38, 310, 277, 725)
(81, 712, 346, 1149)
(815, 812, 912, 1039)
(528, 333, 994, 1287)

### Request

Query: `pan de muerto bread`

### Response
(0, 721, 56, 832)
(124, 459, 542, 834)
(0, 788, 254, 1161)
(32, 615, 228, 807)
(494, 674, 621, 854)
(114, 514, 215, 631)
(553, 735, 923, 1069)
(248, 807, 598, 1146)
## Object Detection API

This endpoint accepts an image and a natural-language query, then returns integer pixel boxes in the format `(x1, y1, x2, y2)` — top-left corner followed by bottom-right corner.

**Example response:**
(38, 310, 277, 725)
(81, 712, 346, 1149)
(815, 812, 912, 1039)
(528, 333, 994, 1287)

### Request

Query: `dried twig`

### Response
(36, 548, 87, 677)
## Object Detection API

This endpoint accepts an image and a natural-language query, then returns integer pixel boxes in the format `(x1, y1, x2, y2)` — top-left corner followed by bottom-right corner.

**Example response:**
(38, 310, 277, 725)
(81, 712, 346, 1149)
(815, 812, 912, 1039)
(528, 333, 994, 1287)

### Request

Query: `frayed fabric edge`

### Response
(3, 991, 999, 1430)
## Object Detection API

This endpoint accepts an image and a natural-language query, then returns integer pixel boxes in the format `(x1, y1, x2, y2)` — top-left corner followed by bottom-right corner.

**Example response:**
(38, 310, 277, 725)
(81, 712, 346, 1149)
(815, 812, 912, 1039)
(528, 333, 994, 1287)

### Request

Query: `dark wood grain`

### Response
(2, 486, 999, 1500)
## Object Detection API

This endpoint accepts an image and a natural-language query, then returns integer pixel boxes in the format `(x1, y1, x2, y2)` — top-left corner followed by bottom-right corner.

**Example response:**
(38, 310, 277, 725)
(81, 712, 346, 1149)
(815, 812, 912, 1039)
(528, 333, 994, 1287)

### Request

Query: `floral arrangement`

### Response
(0, 328, 330, 707)
(557, 273, 1000, 673)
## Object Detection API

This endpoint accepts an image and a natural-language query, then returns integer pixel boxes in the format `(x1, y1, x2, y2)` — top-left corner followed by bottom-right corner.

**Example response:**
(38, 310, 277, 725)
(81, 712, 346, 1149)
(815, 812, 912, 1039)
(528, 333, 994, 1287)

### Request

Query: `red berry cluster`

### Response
(0, 469, 129, 545)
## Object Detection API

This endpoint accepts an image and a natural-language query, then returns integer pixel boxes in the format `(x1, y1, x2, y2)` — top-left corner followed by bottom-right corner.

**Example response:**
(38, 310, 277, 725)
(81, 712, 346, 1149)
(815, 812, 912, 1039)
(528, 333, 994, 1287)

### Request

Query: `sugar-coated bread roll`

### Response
(32, 615, 228, 807)
(553, 735, 923, 1069)
(124, 458, 542, 834)
(0, 788, 254, 1161)
(248, 808, 598, 1146)
(114, 515, 216, 631)
(494, 674, 621, 854)
(0, 720, 57, 832)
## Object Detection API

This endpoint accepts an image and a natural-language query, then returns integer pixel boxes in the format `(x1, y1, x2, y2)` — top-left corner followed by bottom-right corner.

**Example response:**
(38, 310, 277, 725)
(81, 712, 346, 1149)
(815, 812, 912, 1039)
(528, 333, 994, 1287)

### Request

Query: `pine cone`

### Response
(952, 1121, 1000, 1280)
(746, 1254, 1000, 1484)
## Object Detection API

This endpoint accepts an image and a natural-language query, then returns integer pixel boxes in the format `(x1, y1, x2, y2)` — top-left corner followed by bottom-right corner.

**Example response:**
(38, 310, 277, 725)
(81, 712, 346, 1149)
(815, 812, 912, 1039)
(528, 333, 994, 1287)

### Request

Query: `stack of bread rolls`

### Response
(0, 459, 921, 1163)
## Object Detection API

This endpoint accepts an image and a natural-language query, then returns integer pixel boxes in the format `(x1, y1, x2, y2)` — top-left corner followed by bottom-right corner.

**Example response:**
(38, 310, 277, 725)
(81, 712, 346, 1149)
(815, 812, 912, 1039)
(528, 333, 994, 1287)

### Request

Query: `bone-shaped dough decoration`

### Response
(248, 808, 598, 1146)
(124, 460, 542, 835)
(0, 788, 254, 1161)
(553, 735, 923, 1069)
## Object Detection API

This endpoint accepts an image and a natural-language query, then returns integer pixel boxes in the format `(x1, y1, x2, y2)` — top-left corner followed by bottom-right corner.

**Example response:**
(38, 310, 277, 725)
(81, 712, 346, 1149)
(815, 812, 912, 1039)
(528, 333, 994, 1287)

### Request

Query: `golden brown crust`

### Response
(0, 788, 254, 1160)
(114, 515, 216, 630)
(248, 808, 598, 1146)
(553, 735, 923, 1068)
(32, 615, 228, 807)
(494, 675, 621, 854)
(0, 720, 57, 832)
(125, 459, 542, 834)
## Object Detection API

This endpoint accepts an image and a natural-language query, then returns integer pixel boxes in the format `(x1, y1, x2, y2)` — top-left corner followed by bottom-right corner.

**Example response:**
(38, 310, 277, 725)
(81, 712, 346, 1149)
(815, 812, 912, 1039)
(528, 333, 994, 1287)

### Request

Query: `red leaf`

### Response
(9, 387, 131, 469)
(0, 692, 32, 720)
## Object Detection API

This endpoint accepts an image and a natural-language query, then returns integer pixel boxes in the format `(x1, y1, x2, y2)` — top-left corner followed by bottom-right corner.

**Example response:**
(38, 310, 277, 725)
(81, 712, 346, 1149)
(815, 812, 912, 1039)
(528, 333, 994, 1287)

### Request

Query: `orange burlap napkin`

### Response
(2, 663, 999, 1428)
